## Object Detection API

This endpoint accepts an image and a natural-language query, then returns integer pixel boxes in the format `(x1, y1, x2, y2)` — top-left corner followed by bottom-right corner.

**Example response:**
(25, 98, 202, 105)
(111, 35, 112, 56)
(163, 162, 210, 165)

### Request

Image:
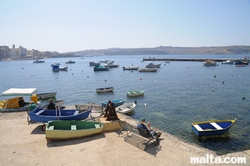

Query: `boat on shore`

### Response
(45, 120, 103, 141)
(191, 118, 236, 136)
(28, 108, 91, 123)
(138, 68, 158, 72)
(0, 88, 37, 112)
(96, 87, 114, 93)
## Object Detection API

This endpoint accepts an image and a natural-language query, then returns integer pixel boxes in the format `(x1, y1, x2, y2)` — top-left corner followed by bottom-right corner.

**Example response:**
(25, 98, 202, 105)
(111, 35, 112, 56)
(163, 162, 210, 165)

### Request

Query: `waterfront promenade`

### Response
(0, 110, 249, 166)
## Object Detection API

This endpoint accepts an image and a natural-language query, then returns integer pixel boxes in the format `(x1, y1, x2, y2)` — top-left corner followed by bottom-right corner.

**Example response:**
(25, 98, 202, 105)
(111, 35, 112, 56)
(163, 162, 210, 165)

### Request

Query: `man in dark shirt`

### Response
(47, 99, 56, 109)
(137, 118, 162, 137)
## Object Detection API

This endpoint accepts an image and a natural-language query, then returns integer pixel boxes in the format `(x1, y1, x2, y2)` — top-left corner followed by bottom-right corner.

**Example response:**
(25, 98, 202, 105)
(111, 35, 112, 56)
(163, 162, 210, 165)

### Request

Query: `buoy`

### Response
(154, 81, 157, 83)
(105, 79, 107, 82)
(222, 82, 224, 84)
(214, 75, 216, 78)
(144, 103, 147, 106)
(242, 97, 246, 100)
(187, 66, 189, 69)
(140, 78, 142, 80)
(87, 76, 89, 78)
(212, 88, 214, 91)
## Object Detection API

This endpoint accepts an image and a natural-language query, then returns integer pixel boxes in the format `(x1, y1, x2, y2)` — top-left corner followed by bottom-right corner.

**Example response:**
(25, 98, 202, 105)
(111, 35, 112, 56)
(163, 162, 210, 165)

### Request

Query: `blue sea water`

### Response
(1, 54, 249, 155)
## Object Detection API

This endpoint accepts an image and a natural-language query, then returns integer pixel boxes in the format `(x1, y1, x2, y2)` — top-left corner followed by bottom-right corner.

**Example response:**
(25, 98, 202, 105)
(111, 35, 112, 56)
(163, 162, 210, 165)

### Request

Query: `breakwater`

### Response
(142, 58, 245, 62)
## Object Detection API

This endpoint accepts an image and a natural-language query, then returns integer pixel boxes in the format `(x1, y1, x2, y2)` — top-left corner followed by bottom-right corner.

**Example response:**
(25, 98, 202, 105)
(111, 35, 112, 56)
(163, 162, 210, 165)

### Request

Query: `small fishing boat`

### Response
(89, 62, 100, 66)
(235, 64, 246, 67)
(59, 66, 68, 71)
(146, 63, 161, 68)
(65, 60, 75, 64)
(191, 118, 236, 136)
(36, 92, 57, 100)
(138, 68, 158, 72)
(203, 60, 217, 66)
(127, 90, 144, 97)
(115, 101, 137, 114)
(101, 99, 125, 108)
(122, 66, 139, 70)
(28, 108, 92, 130)
(222, 59, 234, 64)
(51, 63, 60, 67)
(94, 65, 109, 71)
(33, 59, 45, 63)
(96, 87, 114, 93)
(45, 120, 103, 141)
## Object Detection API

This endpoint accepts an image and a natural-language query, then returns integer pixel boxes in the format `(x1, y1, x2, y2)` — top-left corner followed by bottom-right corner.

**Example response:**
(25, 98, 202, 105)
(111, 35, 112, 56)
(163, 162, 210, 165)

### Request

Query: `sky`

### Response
(0, 0, 250, 53)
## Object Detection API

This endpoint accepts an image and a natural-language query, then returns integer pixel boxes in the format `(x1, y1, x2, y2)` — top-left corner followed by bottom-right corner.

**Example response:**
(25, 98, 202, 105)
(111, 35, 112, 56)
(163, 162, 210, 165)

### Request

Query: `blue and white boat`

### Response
(28, 107, 92, 124)
(191, 118, 236, 137)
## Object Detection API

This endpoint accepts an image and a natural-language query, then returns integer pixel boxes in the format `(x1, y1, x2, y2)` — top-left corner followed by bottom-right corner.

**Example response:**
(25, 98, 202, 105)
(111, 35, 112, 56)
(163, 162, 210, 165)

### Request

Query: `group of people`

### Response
(28, 99, 56, 112)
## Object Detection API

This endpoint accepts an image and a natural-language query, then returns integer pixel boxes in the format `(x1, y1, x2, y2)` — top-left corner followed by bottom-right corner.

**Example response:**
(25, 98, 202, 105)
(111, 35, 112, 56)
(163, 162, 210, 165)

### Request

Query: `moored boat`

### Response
(45, 120, 103, 141)
(36, 92, 57, 100)
(94, 65, 109, 71)
(222, 59, 234, 64)
(127, 90, 144, 97)
(96, 87, 114, 93)
(89, 62, 100, 66)
(33, 59, 45, 63)
(115, 101, 136, 114)
(123, 66, 139, 70)
(146, 63, 161, 68)
(191, 118, 236, 136)
(138, 68, 158, 72)
(65, 60, 75, 64)
(101, 99, 125, 108)
(203, 60, 217, 66)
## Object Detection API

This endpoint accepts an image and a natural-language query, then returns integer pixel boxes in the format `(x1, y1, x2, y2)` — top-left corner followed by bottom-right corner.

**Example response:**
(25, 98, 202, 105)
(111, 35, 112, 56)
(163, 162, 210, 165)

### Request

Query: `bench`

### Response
(118, 120, 159, 150)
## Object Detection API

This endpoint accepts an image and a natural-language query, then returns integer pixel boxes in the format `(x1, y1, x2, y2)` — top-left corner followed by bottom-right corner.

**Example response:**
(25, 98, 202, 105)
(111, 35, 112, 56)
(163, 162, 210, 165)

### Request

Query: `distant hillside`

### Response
(72, 46, 250, 56)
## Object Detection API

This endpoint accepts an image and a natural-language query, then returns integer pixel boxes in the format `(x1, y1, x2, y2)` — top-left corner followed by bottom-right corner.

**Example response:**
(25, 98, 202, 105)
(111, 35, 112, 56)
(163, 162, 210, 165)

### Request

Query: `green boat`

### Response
(45, 120, 103, 141)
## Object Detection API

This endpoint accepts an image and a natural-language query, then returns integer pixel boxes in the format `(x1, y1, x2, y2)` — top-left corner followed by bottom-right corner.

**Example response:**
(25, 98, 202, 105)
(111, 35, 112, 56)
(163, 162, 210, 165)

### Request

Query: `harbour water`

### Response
(1, 54, 249, 155)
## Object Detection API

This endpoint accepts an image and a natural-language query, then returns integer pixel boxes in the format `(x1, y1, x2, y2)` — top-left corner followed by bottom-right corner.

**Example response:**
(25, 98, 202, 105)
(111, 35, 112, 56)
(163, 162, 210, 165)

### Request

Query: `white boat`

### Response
(59, 66, 68, 71)
(127, 90, 144, 97)
(203, 60, 217, 66)
(104, 61, 119, 68)
(222, 60, 234, 64)
(138, 68, 158, 72)
(96, 87, 114, 93)
(115, 101, 136, 114)
(146, 63, 161, 68)
(123, 66, 139, 70)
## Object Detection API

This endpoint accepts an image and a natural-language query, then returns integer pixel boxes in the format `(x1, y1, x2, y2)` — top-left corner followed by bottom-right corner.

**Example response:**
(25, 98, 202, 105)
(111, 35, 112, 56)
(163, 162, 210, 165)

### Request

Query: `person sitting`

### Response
(137, 118, 162, 138)
(106, 102, 119, 121)
(28, 101, 37, 112)
(47, 99, 56, 109)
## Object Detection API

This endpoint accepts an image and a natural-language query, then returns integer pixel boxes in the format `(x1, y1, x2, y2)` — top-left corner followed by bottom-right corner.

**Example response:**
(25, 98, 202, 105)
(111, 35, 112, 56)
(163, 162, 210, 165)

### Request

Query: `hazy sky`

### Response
(1, 0, 250, 53)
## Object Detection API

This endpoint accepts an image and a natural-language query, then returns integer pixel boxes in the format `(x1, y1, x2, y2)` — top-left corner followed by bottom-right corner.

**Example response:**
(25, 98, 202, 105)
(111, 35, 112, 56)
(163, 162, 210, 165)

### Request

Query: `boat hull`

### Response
(101, 99, 125, 108)
(45, 120, 103, 140)
(127, 91, 144, 97)
(115, 102, 136, 114)
(191, 119, 236, 137)
(28, 108, 91, 123)
(36, 92, 57, 100)
(96, 87, 114, 93)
